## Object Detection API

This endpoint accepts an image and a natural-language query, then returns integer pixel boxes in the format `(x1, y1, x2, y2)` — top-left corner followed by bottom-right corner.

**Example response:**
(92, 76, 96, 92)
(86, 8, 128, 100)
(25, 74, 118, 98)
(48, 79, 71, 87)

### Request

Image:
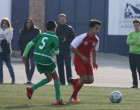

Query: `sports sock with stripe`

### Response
(71, 82, 83, 98)
(72, 78, 80, 85)
(54, 81, 61, 101)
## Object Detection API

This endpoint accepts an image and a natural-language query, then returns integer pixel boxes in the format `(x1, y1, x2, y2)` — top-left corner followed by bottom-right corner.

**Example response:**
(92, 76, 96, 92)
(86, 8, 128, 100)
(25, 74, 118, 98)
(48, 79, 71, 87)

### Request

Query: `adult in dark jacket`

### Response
(56, 13, 75, 85)
(18, 18, 40, 84)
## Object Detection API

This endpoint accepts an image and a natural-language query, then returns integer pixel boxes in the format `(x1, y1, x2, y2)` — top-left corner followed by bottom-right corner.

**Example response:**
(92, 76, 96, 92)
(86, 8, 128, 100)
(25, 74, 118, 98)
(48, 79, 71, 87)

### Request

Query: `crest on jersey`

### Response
(92, 42, 96, 46)
(84, 41, 88, 45)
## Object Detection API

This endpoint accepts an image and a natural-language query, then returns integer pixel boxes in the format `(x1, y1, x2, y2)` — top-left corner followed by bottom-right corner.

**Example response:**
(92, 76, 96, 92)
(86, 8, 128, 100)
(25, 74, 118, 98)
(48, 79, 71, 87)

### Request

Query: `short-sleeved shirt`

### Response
(71, 32, 99, 61)
(71, 32, 99, 76)
(32, 31, 59, 65)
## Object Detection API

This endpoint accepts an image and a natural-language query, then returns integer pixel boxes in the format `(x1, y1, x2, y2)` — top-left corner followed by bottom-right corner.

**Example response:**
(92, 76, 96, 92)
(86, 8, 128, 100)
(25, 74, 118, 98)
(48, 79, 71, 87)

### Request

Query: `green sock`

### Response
(32, 78, 49, 91)
(54, 81, 60, 101)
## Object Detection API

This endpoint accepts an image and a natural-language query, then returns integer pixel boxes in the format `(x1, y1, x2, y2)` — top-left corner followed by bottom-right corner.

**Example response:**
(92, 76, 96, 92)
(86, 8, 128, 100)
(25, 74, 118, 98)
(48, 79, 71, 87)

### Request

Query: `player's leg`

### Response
(69, 62, 93, 85)
(26, 64, 52, 99)
(85, 75, 94, 84)
(129, 53, 138, 88)
(27, 72, 52, 99)
(84, 64, 94, 84)
(69, 77, 80, 86)
(32, 72, 52, 91)
(136, 54, 140, 83)
(70, 74, 93, 102)
(70, 75, 87, 102)
(70, 59, 86, 102)
(51, 70, 66, 105)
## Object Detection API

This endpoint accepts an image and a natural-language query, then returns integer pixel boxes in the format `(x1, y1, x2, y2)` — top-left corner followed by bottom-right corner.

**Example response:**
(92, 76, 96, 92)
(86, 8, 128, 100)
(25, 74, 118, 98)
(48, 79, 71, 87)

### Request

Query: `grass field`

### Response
(0, 84, 140, 110)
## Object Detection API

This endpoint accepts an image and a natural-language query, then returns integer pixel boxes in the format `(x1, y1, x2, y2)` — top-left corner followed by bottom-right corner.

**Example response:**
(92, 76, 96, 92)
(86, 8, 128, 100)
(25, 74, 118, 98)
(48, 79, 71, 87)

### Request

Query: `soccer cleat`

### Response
(70, 96, 80, 102)
(55, 99, 66, 105)
(26, 86, 33, 99)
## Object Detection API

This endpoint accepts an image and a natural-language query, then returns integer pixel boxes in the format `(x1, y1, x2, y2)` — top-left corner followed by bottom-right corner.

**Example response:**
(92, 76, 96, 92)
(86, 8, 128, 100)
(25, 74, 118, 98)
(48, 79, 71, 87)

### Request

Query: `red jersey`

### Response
(71, 33, 99, 60)
(71, 33, 99, 76)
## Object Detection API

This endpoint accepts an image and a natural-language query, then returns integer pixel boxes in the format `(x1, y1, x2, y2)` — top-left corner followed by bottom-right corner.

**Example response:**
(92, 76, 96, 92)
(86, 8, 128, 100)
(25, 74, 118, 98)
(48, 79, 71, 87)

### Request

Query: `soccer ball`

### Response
(110, 91, 122, 103)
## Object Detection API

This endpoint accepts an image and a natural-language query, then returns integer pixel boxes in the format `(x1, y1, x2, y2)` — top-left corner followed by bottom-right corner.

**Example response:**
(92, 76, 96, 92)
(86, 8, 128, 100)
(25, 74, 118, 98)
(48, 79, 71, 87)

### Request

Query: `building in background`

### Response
(1, 0, 139, 56)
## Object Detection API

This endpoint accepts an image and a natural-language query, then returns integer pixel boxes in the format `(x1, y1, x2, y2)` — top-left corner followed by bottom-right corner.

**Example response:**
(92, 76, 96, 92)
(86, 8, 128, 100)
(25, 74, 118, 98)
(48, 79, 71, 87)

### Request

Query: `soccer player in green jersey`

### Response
(127, 19, 140, 88)
(22, 20, 66, 105)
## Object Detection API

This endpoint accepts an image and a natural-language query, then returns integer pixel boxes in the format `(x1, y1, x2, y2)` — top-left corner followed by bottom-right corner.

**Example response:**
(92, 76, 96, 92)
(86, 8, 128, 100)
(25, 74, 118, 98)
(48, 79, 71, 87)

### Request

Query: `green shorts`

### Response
(36, 62, 56, 74)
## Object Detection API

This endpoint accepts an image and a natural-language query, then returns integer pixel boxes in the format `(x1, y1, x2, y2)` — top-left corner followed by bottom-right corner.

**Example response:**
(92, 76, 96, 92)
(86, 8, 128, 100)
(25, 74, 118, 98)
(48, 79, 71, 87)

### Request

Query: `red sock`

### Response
(71, 82, 83, 98)
(72, 78, 80, 85)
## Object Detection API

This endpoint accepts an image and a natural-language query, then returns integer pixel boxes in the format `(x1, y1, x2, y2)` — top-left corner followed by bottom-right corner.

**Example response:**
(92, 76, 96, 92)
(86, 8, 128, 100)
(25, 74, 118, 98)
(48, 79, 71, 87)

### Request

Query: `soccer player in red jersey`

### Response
(69, 19, 101, 102)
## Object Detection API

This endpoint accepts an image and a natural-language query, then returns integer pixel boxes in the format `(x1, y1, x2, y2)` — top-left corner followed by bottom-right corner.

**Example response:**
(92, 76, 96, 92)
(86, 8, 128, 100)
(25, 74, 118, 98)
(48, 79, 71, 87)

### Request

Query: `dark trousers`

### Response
(25, 55, 35, 82)
(56, 51, 72, 84)
(0, 52, 15, 82)
(129, 53, 140, 86)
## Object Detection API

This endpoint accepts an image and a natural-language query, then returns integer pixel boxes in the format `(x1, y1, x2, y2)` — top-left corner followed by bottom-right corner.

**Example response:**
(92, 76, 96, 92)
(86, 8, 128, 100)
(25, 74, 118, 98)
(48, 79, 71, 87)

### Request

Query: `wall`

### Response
(11, 0, 135, 56)
(29, 0, 45, 32)
(0, 0, 11, 21)
(11, 0, 29, 50)
(45, 0, 108, 52)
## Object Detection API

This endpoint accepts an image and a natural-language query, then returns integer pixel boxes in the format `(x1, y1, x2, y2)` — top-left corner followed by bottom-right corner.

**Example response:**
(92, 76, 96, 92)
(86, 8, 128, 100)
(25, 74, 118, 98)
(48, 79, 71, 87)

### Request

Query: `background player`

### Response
(127, 19, 140, 88)
(22, 20, 66, 105)
(69, 19, 101, 102)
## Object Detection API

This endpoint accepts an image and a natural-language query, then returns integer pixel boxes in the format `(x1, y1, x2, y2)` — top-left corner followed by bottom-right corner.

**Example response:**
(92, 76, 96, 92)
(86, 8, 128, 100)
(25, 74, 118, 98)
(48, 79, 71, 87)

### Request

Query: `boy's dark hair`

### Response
(133, 19, 140, 24)
(89, 19, 101, 28)
(46, 20, 57, 31)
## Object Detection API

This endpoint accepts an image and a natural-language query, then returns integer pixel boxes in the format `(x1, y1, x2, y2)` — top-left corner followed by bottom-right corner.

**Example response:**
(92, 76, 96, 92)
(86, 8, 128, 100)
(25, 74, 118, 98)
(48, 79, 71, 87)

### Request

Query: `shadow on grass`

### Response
(3, 102, 80, 109)
(50, 101, 80, 107)
(3, 104, 36, 109)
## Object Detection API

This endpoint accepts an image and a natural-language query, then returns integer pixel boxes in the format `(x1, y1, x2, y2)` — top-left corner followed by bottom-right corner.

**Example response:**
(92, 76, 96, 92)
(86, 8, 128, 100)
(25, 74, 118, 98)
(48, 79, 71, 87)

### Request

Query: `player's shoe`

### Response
(55, 99, 66, 105)
(70, 96, 80, 102)
(26, 86, 33, 99)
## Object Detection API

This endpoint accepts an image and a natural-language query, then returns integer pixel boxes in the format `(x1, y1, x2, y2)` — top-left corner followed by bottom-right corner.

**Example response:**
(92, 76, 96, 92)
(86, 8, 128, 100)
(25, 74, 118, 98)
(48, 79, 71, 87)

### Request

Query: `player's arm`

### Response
(22, 41, 35, 63)
(92, 49, 98, 70)
(70, 46, 88, 64)
(70, 34, 88, 63)
(135, 40, 140, 46)
(22, 34, 40, 62)
(126, 33, 140, 46)
(92, 39, 99, 69)
(126, 33, 134, 45)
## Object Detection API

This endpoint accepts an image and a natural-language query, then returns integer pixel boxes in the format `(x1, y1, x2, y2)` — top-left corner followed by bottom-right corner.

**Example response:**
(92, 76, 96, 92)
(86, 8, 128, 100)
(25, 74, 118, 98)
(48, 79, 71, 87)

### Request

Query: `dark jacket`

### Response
(1, 39, 10, 61)
(18, 28, 40, 56)
(56, 24, 75, 52)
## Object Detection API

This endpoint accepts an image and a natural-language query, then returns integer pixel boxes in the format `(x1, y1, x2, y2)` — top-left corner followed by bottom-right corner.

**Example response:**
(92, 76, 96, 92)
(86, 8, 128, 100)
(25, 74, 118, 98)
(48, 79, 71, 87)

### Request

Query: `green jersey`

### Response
(127, 31, 140, 54)
(23, 31, 59, 66)
(32, 31, 59, 65)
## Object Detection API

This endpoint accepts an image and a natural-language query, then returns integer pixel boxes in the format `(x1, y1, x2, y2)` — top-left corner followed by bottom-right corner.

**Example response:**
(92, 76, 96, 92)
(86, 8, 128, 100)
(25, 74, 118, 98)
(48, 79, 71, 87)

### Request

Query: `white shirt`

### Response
(0, 28, 13, 52)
